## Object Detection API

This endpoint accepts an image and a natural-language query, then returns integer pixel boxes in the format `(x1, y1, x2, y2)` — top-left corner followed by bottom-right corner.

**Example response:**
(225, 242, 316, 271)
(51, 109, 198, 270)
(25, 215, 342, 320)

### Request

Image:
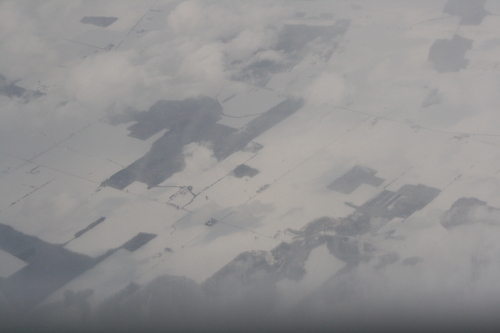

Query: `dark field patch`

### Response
(0, 224, 96, 313)
(121, 233, 157, 252)
(443, 0, 488, 25)
(428, 35, 473, 72)
(74, 217, 106, 239)
(276, 20, 350, 53)
(80, 16, 118, 28)
(356, 184, 441, 220)
(102, 97, 303, 190)
(328, 165, 384, 194)
(233, 164, 259, 178)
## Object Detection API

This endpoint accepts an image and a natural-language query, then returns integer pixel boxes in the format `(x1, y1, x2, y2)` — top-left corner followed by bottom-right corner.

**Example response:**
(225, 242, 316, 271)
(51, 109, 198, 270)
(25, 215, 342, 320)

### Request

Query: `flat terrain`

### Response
(1, 0, 500, 330)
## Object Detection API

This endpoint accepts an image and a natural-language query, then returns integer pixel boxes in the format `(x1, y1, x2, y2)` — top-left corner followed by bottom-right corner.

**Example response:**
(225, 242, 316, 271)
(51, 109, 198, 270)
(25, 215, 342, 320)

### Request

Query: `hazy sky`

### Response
(2, 1, 500, 331)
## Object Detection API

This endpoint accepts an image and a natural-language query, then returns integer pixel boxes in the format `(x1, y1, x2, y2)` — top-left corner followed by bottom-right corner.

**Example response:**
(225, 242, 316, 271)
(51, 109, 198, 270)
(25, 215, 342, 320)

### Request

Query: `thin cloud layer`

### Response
(2, 1, 500, 331)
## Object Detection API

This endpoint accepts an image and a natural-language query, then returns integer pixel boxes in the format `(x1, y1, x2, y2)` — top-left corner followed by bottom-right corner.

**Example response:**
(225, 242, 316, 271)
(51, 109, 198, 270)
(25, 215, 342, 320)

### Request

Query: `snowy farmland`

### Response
(2, 0, 500, 331)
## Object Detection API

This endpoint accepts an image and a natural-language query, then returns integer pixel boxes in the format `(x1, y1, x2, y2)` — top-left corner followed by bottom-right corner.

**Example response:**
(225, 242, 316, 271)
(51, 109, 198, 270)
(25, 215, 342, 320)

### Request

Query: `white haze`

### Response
(1, 0, 500, 332)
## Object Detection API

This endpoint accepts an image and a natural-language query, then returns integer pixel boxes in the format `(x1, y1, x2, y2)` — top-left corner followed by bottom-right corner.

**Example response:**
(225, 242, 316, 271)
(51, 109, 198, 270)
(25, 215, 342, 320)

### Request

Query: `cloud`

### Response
(159, 1, 289, 94)
(182, 142, 217, 175)
(225, 28, 278, 60)
(0, 1, 87, 79)
(8, 2, 500, 330)
(0, 0, 292, 114)
(305, 72, 351, 106)
(167, 1, 205, 36)
(64, 50, 149, 109)
(178, 43, 226, 82)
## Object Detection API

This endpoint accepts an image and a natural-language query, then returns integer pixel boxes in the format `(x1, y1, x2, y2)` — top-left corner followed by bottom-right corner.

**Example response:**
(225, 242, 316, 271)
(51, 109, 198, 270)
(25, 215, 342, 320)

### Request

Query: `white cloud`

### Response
(64, 50, 146, 108)
(163, 0, 289, 88)
(179, 43, 226, 82)
(167, 1, 205, 36)
(305, 72, 350, 106)
(182, 142, 217, 174)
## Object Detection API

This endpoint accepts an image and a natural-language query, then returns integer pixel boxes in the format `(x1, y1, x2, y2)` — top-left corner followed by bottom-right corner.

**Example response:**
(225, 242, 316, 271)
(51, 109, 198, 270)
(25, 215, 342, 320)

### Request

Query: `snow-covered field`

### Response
(1, 0, 500, 330)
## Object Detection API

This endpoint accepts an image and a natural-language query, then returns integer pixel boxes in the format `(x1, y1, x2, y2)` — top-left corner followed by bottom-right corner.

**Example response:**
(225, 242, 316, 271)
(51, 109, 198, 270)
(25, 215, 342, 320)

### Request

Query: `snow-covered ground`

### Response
(1, 0, 500, 329)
